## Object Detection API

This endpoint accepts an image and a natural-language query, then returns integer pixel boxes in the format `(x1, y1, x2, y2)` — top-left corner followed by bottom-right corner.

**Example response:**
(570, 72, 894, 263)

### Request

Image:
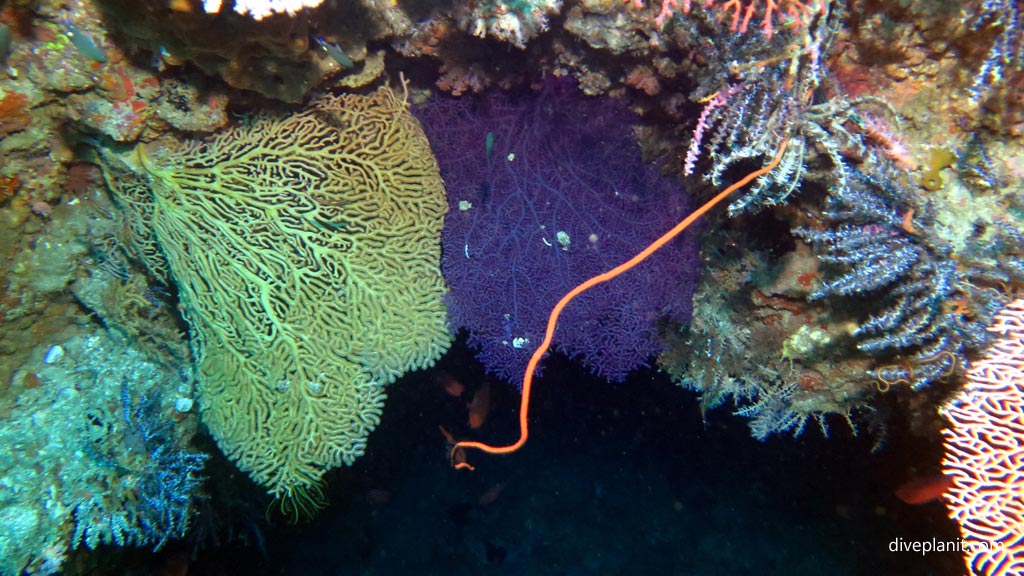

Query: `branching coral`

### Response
(0, 331, 203, 576)
(941, 297, 1024, 576)
(73, 377, 206, 551)
(645, 0, 826, 37)
(794, 164, 1016, 389)
(667, 0, 1022, 439)
(662, 232, 867, 442)
(416, 78, 698, 383)
(97, 86, 451, 499)
(681, 0, 838, 216)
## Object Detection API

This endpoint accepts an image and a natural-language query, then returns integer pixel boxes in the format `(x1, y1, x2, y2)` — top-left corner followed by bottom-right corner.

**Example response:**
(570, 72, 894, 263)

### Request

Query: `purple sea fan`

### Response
(415, 78, 699, 383)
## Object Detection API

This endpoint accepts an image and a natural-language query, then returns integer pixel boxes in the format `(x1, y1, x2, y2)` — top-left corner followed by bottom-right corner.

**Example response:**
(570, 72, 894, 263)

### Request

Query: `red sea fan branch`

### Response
(639, 0, 825, 38)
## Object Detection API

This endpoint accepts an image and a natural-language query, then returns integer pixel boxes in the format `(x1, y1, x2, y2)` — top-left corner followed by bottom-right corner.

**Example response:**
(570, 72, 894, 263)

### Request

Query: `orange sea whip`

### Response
(451, 139, 791, 470)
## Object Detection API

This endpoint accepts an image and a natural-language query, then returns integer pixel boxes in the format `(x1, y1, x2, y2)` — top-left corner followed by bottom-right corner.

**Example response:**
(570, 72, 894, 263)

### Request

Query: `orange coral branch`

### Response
(639, 0, 824, 37)
(451, 139, 791, 470)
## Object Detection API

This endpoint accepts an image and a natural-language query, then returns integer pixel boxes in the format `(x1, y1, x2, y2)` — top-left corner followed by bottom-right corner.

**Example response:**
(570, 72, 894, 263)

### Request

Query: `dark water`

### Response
(168, 338, 963, 576)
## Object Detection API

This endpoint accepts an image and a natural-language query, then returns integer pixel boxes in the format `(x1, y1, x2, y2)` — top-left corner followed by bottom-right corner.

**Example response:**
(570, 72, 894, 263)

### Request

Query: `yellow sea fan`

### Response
(100, 86, 450, 498)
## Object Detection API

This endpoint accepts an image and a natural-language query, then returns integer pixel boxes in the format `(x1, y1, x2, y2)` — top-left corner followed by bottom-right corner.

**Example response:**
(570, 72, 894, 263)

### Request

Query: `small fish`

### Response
(467, 381, 491, 430)
(895, 473, 953, 505)
(437, 370, 465, 398)
(485, 132, 494, 160)
(477, 481, 507, 506)
(64, 21, 107, 63)
(363, 488, 391, 505)
(313, 36, 353, 69)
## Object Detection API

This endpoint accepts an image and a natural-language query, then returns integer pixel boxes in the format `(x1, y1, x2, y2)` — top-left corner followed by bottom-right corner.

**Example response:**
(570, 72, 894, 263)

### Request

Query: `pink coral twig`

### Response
(646, 0, 824, 38)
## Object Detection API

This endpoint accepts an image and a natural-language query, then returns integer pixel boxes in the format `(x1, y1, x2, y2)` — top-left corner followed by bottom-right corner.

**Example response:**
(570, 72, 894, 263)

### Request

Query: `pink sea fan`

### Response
(940, 297, 1024, 576)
